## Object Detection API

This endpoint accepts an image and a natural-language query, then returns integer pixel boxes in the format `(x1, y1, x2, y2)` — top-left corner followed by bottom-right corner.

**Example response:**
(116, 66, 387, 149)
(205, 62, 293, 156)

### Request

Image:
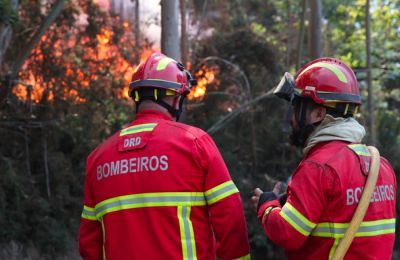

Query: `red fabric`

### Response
(257, 200, 280, 221)
(260, 141, 397, 259)
(79, 110, 250, 260)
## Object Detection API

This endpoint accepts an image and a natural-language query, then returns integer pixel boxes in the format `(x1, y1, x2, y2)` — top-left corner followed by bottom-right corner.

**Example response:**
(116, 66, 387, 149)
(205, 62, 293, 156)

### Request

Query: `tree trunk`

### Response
(366, 0, 376, 145)
(134, 0, 140, 63)
(296, 0, 307, 70)
(285, 0, 291, 67)
(180, 0, 187, 65)
(0, 0, 65, 106)
(161, 0, 180, 60)
(43, 129, 51, 199)
(0, 0, 19, 72)
(11, 0, 65, 79)
(308, 0, 322, 59)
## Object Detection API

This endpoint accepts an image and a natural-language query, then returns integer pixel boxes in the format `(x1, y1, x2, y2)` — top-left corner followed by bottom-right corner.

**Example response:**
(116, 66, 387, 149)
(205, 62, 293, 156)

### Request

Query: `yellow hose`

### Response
(331, 146, 380, 260)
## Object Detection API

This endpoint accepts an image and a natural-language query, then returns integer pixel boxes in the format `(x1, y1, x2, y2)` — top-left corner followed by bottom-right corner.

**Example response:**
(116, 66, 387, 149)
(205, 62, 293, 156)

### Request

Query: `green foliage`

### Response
(188, 7, 300, 257)
(0, 0, 137, 257)
(0, 0, 18, 26)
(0, 0, 399, 258)
(189, 0, 400, 257)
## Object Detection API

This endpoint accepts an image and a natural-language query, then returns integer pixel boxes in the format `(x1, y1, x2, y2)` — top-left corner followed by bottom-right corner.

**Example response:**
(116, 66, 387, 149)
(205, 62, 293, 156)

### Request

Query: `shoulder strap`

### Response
(331, 146, 380, 260)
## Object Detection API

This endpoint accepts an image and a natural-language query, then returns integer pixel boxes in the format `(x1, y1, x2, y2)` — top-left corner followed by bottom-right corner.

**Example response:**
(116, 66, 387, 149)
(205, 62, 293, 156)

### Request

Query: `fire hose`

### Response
(331, 146, 380, 260)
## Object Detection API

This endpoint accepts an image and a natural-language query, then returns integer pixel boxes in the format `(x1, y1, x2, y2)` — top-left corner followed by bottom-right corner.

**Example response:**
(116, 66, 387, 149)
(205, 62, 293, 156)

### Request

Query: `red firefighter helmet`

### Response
(129, 53, 194, 99)
(128, 53, 196, 120)
(294, 57, 361, 106)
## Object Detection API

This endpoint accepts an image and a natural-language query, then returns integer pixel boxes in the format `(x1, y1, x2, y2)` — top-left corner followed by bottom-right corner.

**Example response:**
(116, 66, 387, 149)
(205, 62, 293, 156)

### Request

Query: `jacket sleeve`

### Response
(79, 158, 103, 260)
(257, 161, 336, 250)
(195, 134, 250, 260)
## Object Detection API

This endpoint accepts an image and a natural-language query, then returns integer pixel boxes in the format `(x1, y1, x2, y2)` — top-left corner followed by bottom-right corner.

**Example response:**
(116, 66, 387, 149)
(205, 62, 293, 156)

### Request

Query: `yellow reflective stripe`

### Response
(154, 89, 158, 100)
(280, 203, 316, 236)
(81, 205, 97, 221)
(348, 144, 371, 156)
(94, 192, 206, 219)
(134, 91, 139, 102)
(120, 123, 157, 136)
(262, 206, 280, 223)
(312, 218, 396, 238)
(166, 89, 176, 96)
(157, 57, 175, 71)
(233, 253, 251, 260)
(178, 206, 197, 260)
(204, 180, 239, 205)
(298, 62, 348, 83)
(343, 103, 349, 115)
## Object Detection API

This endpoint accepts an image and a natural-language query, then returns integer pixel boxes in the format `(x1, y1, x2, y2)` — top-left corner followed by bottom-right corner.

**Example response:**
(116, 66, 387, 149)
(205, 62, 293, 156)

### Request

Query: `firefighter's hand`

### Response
(251, 182, 282, 213)
(251, 188, 263, 213)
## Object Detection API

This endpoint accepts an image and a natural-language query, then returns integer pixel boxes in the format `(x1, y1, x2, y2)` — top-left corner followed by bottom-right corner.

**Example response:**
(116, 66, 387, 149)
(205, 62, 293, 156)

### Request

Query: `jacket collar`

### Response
(134, 109, 174, 122)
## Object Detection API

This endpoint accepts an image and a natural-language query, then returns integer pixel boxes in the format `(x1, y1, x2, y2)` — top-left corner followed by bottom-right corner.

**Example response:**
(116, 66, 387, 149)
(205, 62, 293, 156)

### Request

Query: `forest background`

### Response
(0, 0, 399, 259)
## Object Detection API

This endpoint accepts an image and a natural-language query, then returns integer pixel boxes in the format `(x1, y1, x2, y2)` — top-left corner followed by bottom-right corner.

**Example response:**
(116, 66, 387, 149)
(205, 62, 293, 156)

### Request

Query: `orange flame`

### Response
(188, 66, 219, 100)
(97, 28, 113, 45)
(13, 11, 158, 104)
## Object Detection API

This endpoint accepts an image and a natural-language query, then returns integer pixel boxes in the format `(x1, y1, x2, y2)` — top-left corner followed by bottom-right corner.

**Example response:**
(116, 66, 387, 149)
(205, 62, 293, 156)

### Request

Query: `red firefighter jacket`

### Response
(258, 140, 396, 259)
(79, 110, 250, 260)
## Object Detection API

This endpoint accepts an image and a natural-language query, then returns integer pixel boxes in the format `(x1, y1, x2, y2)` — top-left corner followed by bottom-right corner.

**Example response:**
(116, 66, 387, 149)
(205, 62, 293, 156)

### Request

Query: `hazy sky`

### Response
(96, 0, 162, 47)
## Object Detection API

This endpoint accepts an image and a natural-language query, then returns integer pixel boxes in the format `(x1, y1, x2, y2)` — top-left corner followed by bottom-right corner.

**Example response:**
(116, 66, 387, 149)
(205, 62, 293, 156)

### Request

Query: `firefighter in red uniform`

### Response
(251, 58, 396, 259)
(79, 53, 250, 260)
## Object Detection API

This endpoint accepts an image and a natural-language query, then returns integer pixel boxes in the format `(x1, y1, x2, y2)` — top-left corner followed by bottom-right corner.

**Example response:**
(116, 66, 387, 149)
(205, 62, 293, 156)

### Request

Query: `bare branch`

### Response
(207, 88, 275, 135)
(10, 0, 65, 78)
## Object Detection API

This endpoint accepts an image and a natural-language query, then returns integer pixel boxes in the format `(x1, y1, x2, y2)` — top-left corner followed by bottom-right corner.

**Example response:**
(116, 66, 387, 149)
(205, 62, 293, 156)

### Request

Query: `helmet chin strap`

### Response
(155, 96, 184, 121)
(290, 123, 320, 147)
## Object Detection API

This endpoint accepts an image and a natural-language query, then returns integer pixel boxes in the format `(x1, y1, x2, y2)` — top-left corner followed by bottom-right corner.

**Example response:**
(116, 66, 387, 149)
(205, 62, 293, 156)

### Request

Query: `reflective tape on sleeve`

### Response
(279, 203, 316, 236)
(94, 192, 206, 219)
(81, 205, 97, 221)
(312, 218, 396, 238)
(120, 123, 157, 136)
(205, 180, 239, 205)
(233, 253, 251, 260)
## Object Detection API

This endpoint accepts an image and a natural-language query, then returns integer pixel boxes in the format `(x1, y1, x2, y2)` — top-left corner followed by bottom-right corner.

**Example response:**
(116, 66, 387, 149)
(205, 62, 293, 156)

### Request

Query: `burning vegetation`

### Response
(10, 1, 217, 107)
(188, 65, 218, 101)
(12, 2, 156, 105)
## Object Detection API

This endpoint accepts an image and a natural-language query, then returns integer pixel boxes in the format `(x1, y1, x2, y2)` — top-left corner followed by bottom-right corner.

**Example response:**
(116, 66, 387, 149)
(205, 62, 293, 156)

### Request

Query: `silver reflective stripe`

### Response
(312, 219, 396, 238)
(281, 205, 315, 235)
(81, 205, 97, 220)
(120, 123, 157, 136)
(205, 182, 238, 202)
(205, 181, 239, 205)
(95, 193, 206, 219)
(348, 144, 370, 156)
(178, 206, 197, 260)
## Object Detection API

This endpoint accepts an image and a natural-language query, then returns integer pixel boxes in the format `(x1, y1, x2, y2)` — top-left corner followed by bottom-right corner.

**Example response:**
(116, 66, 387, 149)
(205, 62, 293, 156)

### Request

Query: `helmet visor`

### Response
(273, 72, 295, 102)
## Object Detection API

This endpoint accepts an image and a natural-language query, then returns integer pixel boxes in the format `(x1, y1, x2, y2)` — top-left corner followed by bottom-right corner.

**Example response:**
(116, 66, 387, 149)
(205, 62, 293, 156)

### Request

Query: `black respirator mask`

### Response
(273, 73, 322, 147)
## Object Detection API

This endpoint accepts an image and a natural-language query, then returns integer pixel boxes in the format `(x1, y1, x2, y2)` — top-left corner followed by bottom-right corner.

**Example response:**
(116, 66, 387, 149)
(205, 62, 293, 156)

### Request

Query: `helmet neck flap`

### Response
(132, 87, 188, 121)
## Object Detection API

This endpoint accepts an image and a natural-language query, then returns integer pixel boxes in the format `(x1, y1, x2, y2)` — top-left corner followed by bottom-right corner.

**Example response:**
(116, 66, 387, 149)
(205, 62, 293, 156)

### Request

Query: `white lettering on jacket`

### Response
(123, 137, 141, 148)
(96, 155, 169, 180)
(346, 184, 395, 205)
